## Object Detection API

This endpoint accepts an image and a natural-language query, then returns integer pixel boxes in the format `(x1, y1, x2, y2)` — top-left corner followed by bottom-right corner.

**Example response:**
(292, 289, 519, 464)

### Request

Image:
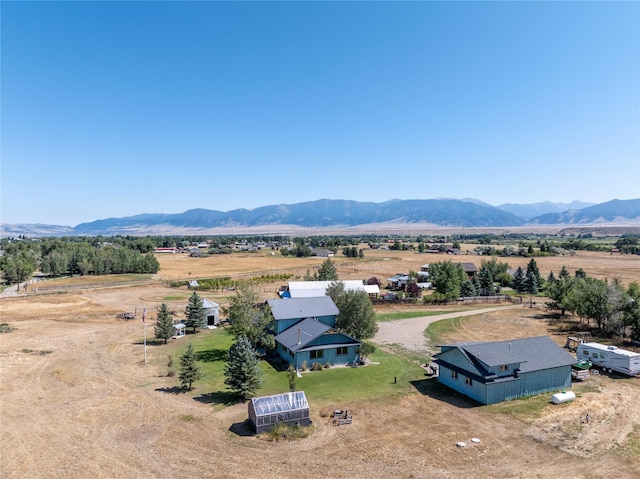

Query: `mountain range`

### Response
(2, 198, 639, 237)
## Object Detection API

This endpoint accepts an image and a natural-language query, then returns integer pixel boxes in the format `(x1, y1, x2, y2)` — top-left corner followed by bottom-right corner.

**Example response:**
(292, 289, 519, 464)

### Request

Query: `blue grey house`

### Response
(434, 336, 576, 405)
(266, 297, 361, 370)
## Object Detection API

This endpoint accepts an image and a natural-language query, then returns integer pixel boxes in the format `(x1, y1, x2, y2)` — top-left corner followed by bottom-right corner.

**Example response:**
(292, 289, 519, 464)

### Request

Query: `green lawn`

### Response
(171, 328, 426, 406)
(424, 315, 468, 345)
(162, 295, 190, 301)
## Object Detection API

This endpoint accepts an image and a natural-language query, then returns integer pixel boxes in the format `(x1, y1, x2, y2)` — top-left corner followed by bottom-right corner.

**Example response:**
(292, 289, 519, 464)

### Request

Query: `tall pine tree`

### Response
(184, 292, 206, 333)
(178, 342, 203, 391)
(224, 335, 262, 400)
(155, 303, 174, 344)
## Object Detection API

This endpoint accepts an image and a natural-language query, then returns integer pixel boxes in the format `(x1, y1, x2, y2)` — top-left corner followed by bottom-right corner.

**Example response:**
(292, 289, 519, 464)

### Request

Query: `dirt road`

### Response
(373, 304, 523, 354)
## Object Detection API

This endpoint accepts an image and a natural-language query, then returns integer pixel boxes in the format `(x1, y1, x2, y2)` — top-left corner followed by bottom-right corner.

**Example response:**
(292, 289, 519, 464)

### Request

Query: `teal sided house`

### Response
(266, 297, 361, 370)
(434, 336, 576, 405)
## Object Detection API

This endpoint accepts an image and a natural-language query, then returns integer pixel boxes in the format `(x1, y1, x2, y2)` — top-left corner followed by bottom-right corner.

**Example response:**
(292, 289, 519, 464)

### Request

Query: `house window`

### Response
(336, 346, 348, 356)
(465, 376, 473, 387)
(310, 350, 324, 360)
(499, 365, 508, 372)
(451, 370, 458, 380)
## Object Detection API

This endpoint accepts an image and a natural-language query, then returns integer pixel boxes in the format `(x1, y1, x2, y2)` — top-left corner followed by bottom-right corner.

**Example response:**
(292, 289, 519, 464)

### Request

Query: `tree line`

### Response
(546, 267, 640, 340)
(0, 237, 159, 284)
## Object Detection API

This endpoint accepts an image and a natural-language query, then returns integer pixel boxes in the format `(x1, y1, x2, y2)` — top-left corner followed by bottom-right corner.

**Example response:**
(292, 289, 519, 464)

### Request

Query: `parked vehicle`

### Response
(576, 342, 640, 376)
(571, 359, 592, 380)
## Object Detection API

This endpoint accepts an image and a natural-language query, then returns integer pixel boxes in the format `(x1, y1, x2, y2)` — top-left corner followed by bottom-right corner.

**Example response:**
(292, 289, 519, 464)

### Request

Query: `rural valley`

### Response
(1, 240, 639, 478)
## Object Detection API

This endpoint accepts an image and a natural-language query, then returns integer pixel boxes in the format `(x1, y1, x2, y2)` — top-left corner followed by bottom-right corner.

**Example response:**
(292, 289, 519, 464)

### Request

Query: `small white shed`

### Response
(173, 322, 186, 338)
(203, 299, 220, 327)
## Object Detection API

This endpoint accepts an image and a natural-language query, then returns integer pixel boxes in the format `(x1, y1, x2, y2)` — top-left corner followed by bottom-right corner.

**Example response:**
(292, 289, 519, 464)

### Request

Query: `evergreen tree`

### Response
(525, 258, 543, 290)
(317, 259, 338, 281)
(547, 271, 556, 284)
(512, 267, 527, 293)
(224, 335, 262, 400)
(178, 342, 203, 391)
(154, 303, 174, 344)
(478, 266, 494, 295)
(472, 275, 482, 296)
(526, 270, 539, 295)
(184, 292, 206, 333)
(335, 290, 378, 340)
(460, 279, 477, 297)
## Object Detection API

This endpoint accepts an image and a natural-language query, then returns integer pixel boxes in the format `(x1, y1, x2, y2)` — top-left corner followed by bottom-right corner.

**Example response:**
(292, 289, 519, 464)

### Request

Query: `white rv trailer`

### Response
(576, 342, 640, 376)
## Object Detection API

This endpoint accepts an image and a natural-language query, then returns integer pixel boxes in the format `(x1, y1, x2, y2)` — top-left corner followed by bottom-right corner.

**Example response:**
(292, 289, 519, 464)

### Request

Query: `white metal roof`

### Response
(287, 280, 379, 298)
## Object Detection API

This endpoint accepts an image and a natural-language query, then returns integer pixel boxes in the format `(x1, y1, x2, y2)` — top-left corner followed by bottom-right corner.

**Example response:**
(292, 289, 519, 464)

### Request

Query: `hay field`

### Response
(1, 248, 639, 478)
(152, 247, 640, 286)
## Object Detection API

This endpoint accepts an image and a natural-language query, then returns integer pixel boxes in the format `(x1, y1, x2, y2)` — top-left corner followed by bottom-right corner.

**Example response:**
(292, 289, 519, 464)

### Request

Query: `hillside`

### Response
(2, 198, 639, 237)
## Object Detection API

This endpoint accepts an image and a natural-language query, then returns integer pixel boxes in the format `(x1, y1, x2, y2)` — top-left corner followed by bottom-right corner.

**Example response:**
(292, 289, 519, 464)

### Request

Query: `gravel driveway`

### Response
(372, 304, 522, 355)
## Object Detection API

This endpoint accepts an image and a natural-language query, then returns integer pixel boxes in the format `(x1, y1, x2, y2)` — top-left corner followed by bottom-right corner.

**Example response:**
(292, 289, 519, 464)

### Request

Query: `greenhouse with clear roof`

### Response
(248, 391, 310, 433)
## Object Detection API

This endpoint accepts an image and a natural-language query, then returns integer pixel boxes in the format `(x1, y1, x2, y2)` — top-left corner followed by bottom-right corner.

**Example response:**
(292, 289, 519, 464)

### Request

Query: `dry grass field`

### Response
(1, 247, 639, 478)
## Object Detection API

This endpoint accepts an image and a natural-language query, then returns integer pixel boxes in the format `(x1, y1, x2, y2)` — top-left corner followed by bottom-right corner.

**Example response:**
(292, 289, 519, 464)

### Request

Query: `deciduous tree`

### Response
(227, 283, 273, 350)
(335, 290, 378, 340)
(429, 261, 465, 301)
(325, 280, 345, 304)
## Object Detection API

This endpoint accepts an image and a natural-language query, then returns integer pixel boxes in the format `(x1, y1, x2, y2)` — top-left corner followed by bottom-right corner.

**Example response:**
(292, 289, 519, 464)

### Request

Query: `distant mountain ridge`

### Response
(528, 199, 640, 225)
(497, 200, 595, 220)
(2, 198, 639, 237)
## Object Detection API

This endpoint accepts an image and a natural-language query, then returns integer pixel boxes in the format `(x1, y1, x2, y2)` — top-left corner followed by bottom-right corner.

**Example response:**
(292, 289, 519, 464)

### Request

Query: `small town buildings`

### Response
(386, 274, 410, 290)
(154, 247, 176, 253)
(310, 248, 334, 257)
(280, 280, 379, 299)
(434, 336, 576, 404)
(266, 296, 361, 370)
(248, 391, 311, 433)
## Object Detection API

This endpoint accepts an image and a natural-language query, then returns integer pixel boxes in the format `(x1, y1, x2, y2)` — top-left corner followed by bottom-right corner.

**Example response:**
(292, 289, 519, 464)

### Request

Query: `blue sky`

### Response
(2, 1, 639, 226)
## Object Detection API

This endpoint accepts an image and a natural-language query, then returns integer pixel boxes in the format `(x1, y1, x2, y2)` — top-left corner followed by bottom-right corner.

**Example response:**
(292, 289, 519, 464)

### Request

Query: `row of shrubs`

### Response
(298, 360, 331, 371)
